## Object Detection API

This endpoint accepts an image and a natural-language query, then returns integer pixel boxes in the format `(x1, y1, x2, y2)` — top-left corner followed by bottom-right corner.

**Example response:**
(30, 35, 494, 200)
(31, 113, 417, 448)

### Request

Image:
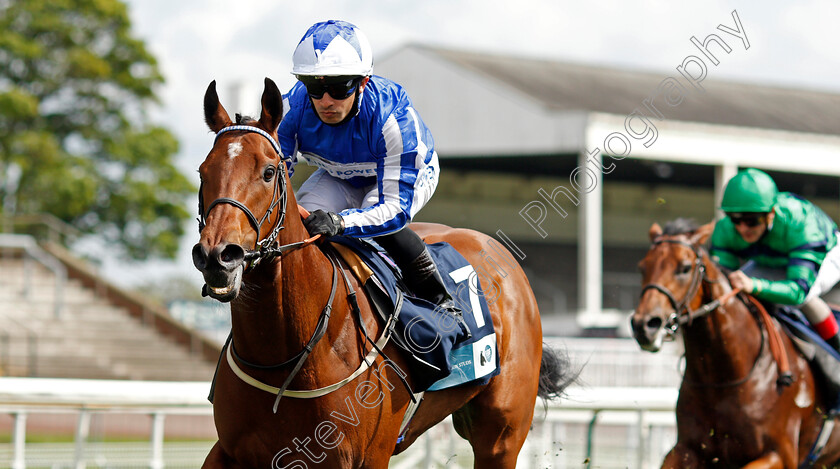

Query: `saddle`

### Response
(733, 263, 840, 407)
(773, 305, 840, 412)
(329, 237, 500, 393)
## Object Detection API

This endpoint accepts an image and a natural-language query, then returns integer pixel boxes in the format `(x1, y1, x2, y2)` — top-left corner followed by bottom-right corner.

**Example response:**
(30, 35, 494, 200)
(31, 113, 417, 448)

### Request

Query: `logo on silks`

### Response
(480, 345, 492, 366)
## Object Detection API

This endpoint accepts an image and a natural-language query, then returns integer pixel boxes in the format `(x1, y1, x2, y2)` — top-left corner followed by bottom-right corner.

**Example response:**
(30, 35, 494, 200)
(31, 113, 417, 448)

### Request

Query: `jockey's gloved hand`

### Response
(304, 210, 344, 237)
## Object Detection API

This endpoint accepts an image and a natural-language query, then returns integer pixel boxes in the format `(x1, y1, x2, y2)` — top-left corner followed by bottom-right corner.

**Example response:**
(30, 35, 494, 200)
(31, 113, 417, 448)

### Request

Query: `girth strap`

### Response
(397, 391, 426, 444)
(801, 418, 836, 468)
(332, 247, 417, 404)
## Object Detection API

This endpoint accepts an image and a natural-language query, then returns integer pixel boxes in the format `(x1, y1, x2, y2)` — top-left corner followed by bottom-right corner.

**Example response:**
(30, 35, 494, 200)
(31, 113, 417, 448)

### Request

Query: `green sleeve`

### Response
(710, 220, 741, 270)
(750, 276, 807, 305)
(710, 248, 739, 270)
(749, 204, 822, 305)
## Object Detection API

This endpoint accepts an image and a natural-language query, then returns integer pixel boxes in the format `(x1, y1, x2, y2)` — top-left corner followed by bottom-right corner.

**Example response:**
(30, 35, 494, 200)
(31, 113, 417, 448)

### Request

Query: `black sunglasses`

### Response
(728, 213, 765, 227)
(299, 77, 361, 100)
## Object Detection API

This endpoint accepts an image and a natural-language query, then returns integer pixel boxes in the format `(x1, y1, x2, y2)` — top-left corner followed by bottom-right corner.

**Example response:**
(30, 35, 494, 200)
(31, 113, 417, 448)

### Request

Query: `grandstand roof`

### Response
(376, 44, 840, 325)
(417, 44, 840, 136)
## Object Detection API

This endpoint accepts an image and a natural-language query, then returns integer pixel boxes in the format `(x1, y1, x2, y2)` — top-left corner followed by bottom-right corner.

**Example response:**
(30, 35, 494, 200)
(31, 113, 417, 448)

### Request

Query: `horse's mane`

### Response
(235, 113, 256, 125)
(662, 218, 699, 236)
(661, 217, 726, 272)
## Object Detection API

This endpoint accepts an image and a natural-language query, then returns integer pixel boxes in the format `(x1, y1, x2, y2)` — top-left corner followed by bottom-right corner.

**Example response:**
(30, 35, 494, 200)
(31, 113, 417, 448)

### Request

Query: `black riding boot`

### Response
(402, 247, 454, 305)
(376, 229, 471, 338)
(402, 247, 471, 338)
(827, 334, 840, 354)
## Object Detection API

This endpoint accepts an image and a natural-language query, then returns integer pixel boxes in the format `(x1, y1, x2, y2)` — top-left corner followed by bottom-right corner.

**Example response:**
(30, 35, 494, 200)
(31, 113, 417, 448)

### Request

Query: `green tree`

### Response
(0, 0, 193, 260)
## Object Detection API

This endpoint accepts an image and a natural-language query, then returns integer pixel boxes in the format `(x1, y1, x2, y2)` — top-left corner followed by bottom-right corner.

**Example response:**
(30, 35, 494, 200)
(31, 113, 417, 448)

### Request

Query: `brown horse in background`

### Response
(192, 77, 573, 468)
(631, 219, 840, 468)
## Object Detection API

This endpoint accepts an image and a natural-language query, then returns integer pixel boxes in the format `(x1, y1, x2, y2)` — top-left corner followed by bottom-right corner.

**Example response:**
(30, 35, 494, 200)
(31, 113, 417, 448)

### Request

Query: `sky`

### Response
(105, 0, 840, 288)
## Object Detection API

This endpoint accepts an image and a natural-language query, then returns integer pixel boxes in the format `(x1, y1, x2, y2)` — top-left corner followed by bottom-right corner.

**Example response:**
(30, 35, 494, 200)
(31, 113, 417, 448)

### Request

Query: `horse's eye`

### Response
(677, 263, 692, 275)
(263, 166, 276, 182)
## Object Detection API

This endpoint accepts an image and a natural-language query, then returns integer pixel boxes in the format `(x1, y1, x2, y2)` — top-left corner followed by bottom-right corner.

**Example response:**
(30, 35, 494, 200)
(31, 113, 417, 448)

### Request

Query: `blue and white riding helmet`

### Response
(292, 20, 373, 77)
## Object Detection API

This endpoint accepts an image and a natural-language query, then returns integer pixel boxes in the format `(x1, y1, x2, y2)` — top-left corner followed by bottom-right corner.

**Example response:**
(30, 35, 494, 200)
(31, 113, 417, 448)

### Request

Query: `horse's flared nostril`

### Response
(192, 243, 208, 270)
(646, 316, 663, 332)
(216, 243, 245, 269)
(630, 316, 640, 333)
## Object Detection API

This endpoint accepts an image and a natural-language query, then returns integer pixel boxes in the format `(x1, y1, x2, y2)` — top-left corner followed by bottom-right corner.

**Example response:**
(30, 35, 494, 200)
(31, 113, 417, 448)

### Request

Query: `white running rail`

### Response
(0, 377, 678, 468)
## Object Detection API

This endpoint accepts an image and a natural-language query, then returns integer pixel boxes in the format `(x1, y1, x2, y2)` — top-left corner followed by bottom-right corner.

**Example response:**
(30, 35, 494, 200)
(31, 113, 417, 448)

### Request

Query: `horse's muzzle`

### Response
(630, 310, 668, 352)
(192, 242, 246, 302)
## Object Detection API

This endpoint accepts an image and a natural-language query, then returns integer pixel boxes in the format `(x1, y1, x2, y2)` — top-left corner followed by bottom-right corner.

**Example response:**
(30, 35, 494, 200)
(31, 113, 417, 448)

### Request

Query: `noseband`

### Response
(198, 125, 304, 268)
(198, 126, 413, 412)
(639, 235, 790, 388)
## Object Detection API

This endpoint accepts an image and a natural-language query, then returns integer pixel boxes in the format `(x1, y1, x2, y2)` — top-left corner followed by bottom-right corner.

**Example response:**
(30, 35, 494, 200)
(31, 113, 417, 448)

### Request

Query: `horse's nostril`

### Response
(646, 317, 663, 330)
(192, 243, 208, 270)
(221, 249, 235, 263)
(218, 244, 245, 268)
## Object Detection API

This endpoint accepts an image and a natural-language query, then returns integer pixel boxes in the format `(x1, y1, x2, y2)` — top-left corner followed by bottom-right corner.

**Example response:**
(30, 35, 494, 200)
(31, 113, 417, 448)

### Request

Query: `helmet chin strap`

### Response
(310, 87, 362, 127)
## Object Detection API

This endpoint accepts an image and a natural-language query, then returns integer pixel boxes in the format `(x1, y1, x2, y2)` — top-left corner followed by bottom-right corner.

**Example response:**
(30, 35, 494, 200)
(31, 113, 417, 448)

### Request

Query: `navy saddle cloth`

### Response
(330, 236, 500, 392)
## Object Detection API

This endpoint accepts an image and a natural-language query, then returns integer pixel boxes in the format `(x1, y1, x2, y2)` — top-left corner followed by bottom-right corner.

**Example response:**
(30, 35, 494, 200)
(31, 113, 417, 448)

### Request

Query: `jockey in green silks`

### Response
(711, 168, 840, 353)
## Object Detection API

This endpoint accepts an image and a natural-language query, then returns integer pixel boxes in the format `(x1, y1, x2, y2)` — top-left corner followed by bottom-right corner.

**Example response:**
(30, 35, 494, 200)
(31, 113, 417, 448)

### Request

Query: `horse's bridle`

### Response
(199, 125, 337, 411)
(199, 124, 414, 412)
(197, 125, 308, 269)
(640, 236, 785, 388)
(639, 237, 718, 339)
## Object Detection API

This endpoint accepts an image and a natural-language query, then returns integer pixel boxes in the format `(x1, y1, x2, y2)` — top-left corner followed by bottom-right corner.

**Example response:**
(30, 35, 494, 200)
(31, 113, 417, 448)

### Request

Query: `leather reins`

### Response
(641, 236, 792, 388)
(201, 125, 412, 412)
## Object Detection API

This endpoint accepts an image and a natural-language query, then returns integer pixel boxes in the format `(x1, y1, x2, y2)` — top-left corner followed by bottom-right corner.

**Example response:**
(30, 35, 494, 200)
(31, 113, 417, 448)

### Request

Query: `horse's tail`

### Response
(537, 343, 578, 400)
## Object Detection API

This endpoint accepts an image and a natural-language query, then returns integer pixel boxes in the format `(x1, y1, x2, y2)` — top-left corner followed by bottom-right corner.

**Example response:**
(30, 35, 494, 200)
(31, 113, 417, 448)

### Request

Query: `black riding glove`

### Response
(304, 210, 344, 237)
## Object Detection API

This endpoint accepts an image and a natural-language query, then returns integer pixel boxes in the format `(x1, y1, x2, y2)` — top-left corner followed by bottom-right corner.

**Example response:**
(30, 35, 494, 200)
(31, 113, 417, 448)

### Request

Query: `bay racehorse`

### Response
(631, 219, 840, 468)
(192, 78, 574, 468)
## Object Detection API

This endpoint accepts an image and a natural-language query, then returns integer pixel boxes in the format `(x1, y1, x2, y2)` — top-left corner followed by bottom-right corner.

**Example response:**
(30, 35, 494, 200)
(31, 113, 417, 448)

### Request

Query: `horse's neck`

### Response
(229, 200, 337, 365)
(682, 264, 763, 384)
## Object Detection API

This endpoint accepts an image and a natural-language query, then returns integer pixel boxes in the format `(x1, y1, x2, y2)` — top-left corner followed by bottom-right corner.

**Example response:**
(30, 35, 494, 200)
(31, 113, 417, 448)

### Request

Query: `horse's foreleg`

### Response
(202, 441, 240, 469)
(739, 452, 784, 469)
(661, 444, 701, 468)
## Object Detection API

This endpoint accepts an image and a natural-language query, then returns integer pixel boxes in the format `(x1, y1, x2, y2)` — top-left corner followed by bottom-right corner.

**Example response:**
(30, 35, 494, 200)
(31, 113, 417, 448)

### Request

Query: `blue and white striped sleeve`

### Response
(340, 106, 435, 237)
(277, 90, 300, 175)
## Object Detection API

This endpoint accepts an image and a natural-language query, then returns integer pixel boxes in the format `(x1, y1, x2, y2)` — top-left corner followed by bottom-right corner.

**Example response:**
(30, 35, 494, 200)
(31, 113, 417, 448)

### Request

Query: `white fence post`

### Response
(636, 409, 645, 469)
(74, 409, 91, 469)
(150, 412, 166, 469)
(11, 411, 26, 469)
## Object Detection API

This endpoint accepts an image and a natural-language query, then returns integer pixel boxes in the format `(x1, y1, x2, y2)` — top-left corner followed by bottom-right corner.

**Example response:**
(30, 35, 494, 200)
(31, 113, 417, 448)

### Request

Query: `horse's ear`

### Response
(649, 223, 663, 242)
(204, 80, 233, 133)
(258, 78, 284, 134)
(689, 222, 715, 246)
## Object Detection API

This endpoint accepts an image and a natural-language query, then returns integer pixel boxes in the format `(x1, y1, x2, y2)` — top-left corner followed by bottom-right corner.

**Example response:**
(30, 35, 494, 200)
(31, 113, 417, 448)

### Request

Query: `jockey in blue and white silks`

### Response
(276, 20, 466, 330)
(277, 75, 440, 238)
